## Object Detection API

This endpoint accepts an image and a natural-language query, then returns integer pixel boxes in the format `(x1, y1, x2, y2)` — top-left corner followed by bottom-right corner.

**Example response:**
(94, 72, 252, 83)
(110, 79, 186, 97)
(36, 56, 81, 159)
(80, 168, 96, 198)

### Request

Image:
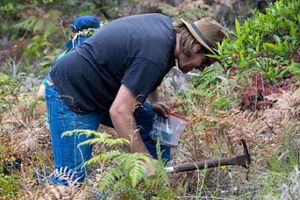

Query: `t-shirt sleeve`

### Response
(121, 58, 165, 103)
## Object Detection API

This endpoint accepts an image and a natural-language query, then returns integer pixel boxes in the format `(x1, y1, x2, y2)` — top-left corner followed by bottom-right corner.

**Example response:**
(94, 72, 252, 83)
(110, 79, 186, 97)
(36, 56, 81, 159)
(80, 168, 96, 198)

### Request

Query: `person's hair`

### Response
(173, 21, 201, 57)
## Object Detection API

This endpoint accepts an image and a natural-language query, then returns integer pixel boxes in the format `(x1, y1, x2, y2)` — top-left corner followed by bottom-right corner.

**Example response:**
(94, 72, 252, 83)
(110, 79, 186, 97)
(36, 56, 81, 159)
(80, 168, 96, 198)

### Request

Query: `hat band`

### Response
(191, 22, 219, 55)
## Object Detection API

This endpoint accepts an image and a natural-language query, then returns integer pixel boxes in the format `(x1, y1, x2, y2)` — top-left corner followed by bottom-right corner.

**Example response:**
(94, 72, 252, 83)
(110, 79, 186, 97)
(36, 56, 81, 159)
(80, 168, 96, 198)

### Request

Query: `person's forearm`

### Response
(110, 111, 150, 155)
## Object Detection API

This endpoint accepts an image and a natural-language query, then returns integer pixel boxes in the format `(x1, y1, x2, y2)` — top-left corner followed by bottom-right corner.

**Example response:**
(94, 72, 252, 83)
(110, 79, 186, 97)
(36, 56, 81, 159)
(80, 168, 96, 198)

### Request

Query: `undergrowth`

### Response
(63, 129, 175, 199)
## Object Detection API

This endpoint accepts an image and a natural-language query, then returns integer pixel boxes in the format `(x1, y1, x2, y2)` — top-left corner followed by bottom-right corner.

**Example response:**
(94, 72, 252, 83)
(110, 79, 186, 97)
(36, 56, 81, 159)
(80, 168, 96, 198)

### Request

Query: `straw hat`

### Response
(181, 17, 228, 55)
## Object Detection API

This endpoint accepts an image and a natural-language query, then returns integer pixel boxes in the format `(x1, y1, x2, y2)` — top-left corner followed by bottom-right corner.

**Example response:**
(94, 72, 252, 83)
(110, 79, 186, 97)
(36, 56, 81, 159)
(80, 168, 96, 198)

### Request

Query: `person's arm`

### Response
(109, 84, 150, 154)
(148, 89, 171, 117)
(110, 85, 155, 176)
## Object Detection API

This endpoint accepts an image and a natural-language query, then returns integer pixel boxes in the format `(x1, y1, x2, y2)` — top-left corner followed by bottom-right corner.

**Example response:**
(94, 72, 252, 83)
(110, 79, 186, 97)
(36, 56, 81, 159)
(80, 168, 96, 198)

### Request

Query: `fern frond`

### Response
(112, 178, 131, 193)
(78, 138, 105, 146)
(62, 129, 99, 137)
(78, 137, 129, 147)
(115, 153, 152, 188)
(99, 167, 123, 192)
(113, 153, 132, 165)
(100, 150, 123, 162)
(82, 154, 104, 167)
(104, 138, 130, 146)
(82, 150, 122, 168)
(128, 159, 145, 187)
(63, 129, 130, 148)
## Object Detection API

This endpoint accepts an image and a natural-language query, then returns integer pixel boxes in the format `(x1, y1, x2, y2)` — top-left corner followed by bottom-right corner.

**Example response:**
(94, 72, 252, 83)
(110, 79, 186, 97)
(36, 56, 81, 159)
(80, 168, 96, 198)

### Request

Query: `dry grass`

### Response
(168, 85, 300, 199)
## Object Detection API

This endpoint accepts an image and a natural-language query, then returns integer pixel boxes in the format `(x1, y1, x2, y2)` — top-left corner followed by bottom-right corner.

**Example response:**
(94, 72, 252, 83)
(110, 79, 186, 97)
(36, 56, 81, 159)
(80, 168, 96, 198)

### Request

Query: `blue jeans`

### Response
(45, 84, 170, 185)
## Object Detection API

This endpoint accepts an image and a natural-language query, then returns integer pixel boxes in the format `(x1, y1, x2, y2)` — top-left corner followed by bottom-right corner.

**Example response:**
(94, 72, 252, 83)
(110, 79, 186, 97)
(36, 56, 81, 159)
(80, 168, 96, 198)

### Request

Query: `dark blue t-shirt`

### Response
(50, 13, 176, 113)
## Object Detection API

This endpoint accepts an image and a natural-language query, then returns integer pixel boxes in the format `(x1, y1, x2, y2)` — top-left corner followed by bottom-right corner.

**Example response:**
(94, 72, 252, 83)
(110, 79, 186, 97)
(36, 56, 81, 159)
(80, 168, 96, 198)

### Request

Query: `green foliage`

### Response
(0, 0, 101, 77)
(267, 135, 299, 174)
(219, 0, 300, 79)
(63, 129, 174, 199)
(287, 61, 300, 81)
(186, 64, 238, 111)
(92, 151, 147, 189)
(0, 73, 20, 122)
(0, 0, 23, 38)
(187, 0, 300, 113)
(63, 129, 129, 148)
(252, 56, 290, 83)
(0, 147, 20, 198)
(0, 1, 58, 38)
(14, 9, 64, 61)
(0, 172, 19, 198)
(255, 133, 300, 198)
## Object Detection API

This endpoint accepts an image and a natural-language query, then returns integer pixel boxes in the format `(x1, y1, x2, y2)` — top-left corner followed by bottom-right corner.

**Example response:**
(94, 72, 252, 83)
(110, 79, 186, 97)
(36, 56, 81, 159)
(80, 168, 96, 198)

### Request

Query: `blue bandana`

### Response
(71, 16, 100, 32)
(66, 16, 100, 50)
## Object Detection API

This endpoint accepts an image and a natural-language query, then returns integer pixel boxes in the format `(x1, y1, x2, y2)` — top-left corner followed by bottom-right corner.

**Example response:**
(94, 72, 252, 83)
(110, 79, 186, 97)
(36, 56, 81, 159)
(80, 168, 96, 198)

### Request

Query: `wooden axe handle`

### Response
(165, 154, 249, 173)
(166, 140, 251, 173)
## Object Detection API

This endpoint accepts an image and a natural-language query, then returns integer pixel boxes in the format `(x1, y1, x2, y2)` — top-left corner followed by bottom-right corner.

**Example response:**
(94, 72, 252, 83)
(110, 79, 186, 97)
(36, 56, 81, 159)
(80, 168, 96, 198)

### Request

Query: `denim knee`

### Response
(45, 84, 103, 185)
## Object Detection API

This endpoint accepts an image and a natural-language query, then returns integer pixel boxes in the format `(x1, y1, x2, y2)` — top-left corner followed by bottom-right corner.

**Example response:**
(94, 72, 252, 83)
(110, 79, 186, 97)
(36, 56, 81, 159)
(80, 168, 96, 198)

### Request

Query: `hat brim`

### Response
(180, 19, 217, 55)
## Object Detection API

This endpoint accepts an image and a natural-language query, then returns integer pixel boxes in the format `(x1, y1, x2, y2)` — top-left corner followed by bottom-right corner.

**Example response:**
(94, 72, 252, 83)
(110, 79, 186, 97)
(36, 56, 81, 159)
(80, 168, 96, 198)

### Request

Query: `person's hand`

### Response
(152, 101, 171, 118)
(37, 84, 46, 100)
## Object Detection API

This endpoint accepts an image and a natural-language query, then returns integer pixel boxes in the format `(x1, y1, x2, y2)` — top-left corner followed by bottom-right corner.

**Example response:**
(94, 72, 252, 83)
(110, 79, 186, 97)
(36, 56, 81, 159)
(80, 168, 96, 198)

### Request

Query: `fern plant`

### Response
(63, 129, 174, 199)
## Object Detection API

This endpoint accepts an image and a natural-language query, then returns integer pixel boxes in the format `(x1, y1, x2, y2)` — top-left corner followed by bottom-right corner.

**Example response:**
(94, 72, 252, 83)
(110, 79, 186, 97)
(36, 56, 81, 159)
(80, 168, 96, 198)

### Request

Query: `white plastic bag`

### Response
(149, 112, 188, 147)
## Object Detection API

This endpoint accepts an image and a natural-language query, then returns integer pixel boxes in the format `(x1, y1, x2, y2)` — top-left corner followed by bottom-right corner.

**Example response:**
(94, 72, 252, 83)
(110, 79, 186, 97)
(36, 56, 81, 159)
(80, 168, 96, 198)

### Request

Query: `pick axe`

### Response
(165, 140, 251, 173)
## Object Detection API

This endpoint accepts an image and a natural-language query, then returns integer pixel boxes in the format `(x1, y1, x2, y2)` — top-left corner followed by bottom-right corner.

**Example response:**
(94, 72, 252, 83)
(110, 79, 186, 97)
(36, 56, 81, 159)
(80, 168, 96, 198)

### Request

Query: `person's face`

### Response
(177, 46, 217, 74)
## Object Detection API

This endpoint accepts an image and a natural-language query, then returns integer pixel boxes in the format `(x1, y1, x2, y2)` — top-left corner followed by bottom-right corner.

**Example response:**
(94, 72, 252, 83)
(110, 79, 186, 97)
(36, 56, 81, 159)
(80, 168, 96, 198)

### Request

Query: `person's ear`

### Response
(192, 45, 202, 54)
